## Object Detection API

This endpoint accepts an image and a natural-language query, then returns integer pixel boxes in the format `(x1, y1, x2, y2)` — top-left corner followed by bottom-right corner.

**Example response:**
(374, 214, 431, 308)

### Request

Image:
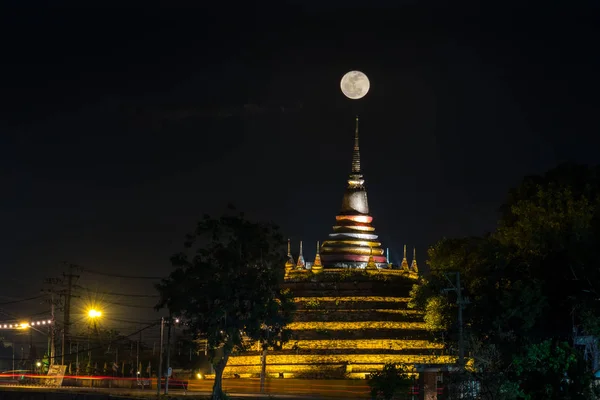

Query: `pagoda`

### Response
(320, 116, 388, 269)
(222, 117, 453, 398)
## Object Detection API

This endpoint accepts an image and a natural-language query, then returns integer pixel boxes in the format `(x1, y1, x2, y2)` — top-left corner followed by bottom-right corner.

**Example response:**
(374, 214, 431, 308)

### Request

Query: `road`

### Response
(0, 378, 371, 399)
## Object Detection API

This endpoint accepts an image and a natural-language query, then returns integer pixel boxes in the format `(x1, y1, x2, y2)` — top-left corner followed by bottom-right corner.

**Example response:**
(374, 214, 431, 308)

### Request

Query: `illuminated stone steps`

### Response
(295, 308, 422, 314)
(292, 329, 432, 340)
(224, 358, 457, 378)
(293, 310, 424, 322)
(244, 348, 442, 356)
(227, 278, 445, 378)
(282, 339, 443, 351)
(295, 296, 411, 303)
(288, 321, 427, 330)
(292, 289, 408, 297)
(294, 292, 414, 312)
(226, 354, 456, 370)
(298, 301, 411, 310)
(224, 363, 346, 377)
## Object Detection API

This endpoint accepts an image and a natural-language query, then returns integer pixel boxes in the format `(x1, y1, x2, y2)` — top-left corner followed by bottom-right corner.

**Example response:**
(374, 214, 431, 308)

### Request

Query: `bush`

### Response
(368, 363, 412, 400)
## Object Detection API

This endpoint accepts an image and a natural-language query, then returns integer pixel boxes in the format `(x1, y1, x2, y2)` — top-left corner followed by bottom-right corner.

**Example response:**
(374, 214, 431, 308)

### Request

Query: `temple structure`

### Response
(223, 118, 453, 392)
(320, 117, 388, 269)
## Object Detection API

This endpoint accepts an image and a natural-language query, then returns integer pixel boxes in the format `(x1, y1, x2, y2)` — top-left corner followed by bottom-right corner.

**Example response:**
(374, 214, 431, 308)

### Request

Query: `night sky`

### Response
(1, 5, 599, 337)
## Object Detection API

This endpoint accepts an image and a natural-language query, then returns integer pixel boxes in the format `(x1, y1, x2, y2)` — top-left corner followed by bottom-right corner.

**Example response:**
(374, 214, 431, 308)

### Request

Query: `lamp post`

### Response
(165, 317, 179, 395)
(260, 324, 270, 393)
(157, 317, 164, 396)
(87, 309, 102, 374)
(165, 316, 172, 395)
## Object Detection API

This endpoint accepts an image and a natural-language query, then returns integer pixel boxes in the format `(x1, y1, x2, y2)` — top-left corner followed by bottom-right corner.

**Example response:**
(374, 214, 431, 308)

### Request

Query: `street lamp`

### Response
(158, 316, 181, 396)
(86, 309, 102, 374)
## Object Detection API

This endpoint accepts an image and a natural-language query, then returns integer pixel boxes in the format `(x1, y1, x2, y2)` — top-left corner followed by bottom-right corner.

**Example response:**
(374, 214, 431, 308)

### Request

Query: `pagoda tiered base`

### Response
(225, 272, 453, 379)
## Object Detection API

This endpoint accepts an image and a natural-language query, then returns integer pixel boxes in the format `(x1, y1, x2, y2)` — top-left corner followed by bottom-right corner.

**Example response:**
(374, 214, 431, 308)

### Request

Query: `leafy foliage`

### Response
(155, 207, 295, 400)
(412, 163, 600, 398)
(368, 363, 412, 400)
(510, 340, 598, 400)
(422, 295, 452, 332)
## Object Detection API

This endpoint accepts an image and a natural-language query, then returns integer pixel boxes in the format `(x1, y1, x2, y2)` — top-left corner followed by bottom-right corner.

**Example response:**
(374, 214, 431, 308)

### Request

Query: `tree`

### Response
(368, 363, 412, 400)
(508, 339, 599, 400)
(156, 207, 295, 400)
(411, 163, 600, 398)
(496, 163, 600, 339)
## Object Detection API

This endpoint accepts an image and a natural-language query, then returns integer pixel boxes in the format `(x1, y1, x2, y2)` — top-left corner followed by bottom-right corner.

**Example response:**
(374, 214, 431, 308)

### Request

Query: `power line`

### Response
(99, 299, 156, 309)
(0, 307, 50, 321)
(105, 316, 158, 325)
(78, 265, 163, 280)
(74, 287, 159, 298)
(0, 294, 45, 305)
(48, 320, 161, 362)
(99, 291, 158, 298)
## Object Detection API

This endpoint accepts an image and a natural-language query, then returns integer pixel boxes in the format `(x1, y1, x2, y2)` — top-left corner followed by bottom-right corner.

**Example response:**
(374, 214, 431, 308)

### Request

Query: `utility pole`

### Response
(157, 317, 164, 396)
(136, 331, 140, 380)
(443, 272, 467, 368)
(44, 262, 79, 368)
(165, 316, 172, 395)
(75, 341, 79, 374)
(62, 331, 65, 365)
(50, 296, 55, 366)
(62, 264, 79, 338)
(260, 346, 268, 392)
(260, 326, 269, 393)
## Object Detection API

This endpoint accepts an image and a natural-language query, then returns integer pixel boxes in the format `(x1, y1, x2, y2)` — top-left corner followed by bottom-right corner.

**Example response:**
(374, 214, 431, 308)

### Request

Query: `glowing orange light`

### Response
(333, 225, 375, 232)
(336, 215, 373, 224)
(324, 240, 381, 247)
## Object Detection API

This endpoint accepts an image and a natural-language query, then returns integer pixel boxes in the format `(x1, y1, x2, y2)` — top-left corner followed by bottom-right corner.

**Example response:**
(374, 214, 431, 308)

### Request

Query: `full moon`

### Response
(340, 70, 370, 100)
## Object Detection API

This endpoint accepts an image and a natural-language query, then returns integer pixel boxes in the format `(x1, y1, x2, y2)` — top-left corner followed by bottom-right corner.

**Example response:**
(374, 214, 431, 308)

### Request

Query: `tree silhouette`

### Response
(156, 206, 295, 400)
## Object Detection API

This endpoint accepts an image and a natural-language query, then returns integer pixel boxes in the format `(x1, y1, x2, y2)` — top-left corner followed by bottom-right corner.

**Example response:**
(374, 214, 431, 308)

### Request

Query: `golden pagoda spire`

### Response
(296, 240, 306, 269)
(311, 241, 324, 274)
(366, 247, 377, 270)
(352, 116, 361, 174)
(320, 116, 387, 268)
(284, 239, 295, 278)
(401, 244, 409, 270)
(410, 247, 419, 273)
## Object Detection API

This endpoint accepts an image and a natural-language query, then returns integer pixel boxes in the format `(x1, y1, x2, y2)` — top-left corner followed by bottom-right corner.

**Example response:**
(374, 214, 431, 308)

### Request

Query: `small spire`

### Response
(296, 240, 305, 269)
(284, 239, 295, 279)
(411, 247, 419, 273)
(401, 244, 409, 270)
(351, 116, 361, 174)
(312, 241, 323, 274)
